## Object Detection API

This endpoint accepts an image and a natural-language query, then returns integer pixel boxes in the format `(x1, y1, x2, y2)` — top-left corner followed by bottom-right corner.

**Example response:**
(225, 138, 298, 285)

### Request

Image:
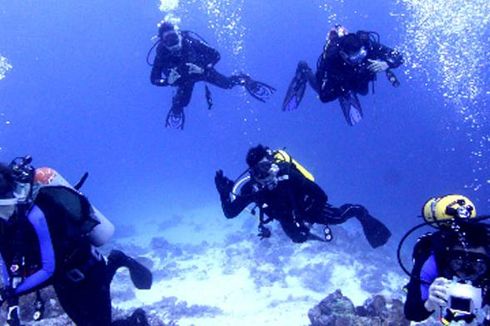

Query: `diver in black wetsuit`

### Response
(402, 195, 490, 325)
(0, 159, 152, 326)
(214, 145, 391, 247)
(150, 21, 275, 129)
(283, 25, 403, 126)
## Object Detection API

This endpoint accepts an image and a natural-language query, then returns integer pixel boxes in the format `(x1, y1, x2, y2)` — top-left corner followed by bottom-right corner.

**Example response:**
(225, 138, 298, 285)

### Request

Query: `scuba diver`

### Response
(149, 21, 276, 129)
(214, 144, 391, 247)
(0, 157, 153, 326)
(283, 25, 403, 126)
(400, 195, 490, 325)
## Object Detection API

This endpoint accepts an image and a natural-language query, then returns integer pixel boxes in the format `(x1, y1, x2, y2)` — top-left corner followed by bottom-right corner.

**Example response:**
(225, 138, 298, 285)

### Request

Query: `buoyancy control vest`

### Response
(33, 167, 114, 247)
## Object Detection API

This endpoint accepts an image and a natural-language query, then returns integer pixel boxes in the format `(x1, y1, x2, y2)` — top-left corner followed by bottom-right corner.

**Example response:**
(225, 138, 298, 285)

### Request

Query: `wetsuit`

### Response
(316, 31, 403, 102)
(297, 31, 403, 103)
(0, 189, 137, 325)
(150, 31, 246, 126)
(404, 232, 490, 323)
(219, 163, 383, 244)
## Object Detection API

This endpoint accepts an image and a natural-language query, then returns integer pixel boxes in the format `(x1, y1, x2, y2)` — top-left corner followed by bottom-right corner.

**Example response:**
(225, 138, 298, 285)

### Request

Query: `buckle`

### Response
(66, 269, 85, 283)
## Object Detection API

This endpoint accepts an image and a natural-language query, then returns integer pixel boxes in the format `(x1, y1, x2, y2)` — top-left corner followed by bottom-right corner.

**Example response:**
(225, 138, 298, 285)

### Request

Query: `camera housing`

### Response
(447, 282, 482, 314)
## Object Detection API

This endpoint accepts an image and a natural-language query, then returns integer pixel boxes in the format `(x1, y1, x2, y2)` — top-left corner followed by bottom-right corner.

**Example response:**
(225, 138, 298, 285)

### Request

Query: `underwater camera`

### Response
(446, 281, 482, 314)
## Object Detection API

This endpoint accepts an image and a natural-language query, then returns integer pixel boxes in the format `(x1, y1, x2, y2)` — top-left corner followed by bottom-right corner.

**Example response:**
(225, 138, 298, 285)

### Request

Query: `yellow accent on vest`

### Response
(273, 150, 315, 182)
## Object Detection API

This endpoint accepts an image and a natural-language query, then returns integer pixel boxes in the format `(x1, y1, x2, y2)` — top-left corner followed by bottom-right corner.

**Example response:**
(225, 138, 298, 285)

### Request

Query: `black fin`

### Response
(339, 91, 363, 126)
(108, 250, 153, 290)
(244, 78, 276, 102)
(357, 214, 391, 248)
(282, 64, 308, 111)
(165, 108, 185, 129)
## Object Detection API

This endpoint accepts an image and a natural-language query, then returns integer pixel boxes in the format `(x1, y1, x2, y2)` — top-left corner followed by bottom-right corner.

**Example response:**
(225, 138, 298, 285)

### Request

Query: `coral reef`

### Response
(308, 290, 410, 326)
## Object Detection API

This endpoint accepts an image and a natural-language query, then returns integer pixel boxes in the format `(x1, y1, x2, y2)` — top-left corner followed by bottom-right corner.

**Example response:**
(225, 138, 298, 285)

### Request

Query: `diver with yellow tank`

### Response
(400, 195, 490, 325)
(214, 144, 391, 247)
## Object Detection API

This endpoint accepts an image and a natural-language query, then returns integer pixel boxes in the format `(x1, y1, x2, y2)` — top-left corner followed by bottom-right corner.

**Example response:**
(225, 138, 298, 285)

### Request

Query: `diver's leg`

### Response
(172, 83, 194, 108)
(107, 250, 153, 290)
(352, 78, 370, 96)
(320, 203, 352, 224)
(54, 260, 112, 326)
(205, 68, 244, 89)
(205, 68, 275, 102)
(319, 79, 342, 103)
(279, 219, 310, 243)
(324, 203, 391, 248)
(297, 61, 319, 93)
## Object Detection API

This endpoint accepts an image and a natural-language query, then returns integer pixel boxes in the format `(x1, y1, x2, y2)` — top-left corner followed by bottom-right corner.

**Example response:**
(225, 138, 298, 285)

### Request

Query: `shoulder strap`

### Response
(412, 232, 433, 261)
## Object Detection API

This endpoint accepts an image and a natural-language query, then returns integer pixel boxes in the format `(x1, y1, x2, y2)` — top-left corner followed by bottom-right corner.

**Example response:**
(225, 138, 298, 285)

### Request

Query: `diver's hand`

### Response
(424, 277, 450, 312)
(367, 59, 389, 73)
(186, 63, 205, 75)
(258, 225, 271, 239)
(215, 170, 234, 196)
(167, 68, 181, 85)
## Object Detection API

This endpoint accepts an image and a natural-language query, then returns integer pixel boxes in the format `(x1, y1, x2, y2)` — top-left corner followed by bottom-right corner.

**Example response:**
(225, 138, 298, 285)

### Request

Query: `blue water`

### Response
(0, 0, 489, 247)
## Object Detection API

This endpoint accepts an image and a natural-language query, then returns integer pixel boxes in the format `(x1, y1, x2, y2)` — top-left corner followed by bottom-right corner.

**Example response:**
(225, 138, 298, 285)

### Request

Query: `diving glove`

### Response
(186, 63, 205, 75)
(215, 170, 234, 196)
(167, 68, 181, 85)
(165, 108, 185, 129)
(258, 225, 271, 239)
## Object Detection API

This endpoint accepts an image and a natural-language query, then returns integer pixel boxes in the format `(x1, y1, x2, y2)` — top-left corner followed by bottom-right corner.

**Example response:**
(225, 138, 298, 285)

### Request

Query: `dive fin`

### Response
(282, 64, 308, 111)
(205, 85, 213, 110)
(244, 78, 276, 102)
(339, 91, 363, 126)
(357, 214, 391, 248)
(165, 108, 185, 129)
(108, 250, 153, 290)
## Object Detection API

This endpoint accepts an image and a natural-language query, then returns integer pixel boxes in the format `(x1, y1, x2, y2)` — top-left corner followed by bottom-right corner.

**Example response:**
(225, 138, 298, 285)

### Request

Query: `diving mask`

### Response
(449, 250, 490, 282)
(162, 30, 182, 52)
(340, 46, 367, 65)
(251, 159, 280, 189)
(446, 199, 474, 219)
(9, 156, 34, 203)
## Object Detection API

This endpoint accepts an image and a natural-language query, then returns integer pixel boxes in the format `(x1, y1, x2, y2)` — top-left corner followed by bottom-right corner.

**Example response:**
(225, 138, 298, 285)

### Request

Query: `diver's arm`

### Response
(215, 170, 253, 218)
(15, 205, 55, 295)
(220, 191, 254, 219)
(404, 254, 438, 321)
(150, 50, 169, 86)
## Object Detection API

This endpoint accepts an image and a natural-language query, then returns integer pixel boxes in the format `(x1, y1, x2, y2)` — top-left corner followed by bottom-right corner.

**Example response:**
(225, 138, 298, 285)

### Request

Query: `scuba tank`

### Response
(33, 167, 114, 247)
(9, 156, 115, 247)
(272, 149, 314, 182)
(398, 195, 482, 278)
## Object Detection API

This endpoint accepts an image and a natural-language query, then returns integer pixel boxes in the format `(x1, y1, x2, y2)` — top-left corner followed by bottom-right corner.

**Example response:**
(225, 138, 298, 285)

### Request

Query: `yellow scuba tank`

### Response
(273, 149, 315, 182)
(422, 194, 476, 224)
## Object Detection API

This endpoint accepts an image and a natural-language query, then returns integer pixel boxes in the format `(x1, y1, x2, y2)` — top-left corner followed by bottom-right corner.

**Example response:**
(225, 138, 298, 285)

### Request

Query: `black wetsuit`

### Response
(404, 231, 490, 324)
(219, 163, 378, 243)
(150, 31, 246, 125)
(0, 190, 141, 326)
(302, 31, 403, 102)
